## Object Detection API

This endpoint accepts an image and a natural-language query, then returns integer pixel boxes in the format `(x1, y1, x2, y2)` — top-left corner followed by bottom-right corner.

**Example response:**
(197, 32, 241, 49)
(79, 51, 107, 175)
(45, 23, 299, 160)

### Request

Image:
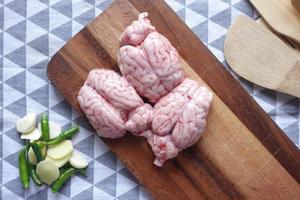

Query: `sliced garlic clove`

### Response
(47, 140, 73, 160)
(16, 113, 36, 134)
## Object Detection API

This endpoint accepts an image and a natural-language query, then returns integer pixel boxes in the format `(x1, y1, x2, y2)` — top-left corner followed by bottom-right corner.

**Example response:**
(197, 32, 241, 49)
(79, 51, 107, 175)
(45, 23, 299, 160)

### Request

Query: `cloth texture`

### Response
(0, 0, 298, 199)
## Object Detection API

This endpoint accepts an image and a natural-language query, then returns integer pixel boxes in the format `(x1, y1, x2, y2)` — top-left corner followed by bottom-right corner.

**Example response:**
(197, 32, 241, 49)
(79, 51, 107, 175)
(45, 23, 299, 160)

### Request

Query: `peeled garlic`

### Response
(69, 151, 88, 169)
(45, 153, 72, 168)
(47, 140, 73, 160)
(20, 128, 41, 141)
(16, 113, 36, 134)
(36, 160, 59, 185)
(28, 146, 47, 165)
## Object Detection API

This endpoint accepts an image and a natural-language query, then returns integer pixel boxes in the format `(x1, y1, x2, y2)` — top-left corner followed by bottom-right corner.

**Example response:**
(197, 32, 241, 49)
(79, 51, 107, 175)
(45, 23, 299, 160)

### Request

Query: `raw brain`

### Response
(118, 12, 184, 103)
(77, 12, 212, 167)
(77, 69, 147, 138)
(148, 79, 212, 166)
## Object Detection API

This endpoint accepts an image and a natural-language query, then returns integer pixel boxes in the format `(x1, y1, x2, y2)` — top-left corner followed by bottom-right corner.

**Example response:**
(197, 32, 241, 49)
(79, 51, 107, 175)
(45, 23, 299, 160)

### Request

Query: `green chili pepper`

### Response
(51, 168, 77, 193)
(47, 126, 79, 145)
(28, 164, 42, 186)
(31, 142, 43, 162)
(41, 114, 49, 141)
(18, 147, 29, 189)
(35, 140, 46, 148)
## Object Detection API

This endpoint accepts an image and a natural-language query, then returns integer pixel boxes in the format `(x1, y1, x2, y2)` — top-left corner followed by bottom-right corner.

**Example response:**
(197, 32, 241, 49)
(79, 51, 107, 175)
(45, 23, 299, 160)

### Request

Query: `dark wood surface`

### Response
(48, 0, 300, 199)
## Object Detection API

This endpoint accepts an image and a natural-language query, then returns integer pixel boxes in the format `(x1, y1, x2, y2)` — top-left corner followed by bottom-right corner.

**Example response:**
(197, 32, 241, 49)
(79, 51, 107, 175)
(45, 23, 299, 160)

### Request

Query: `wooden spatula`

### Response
(256, 18, 300, 60)
(224, 15, 300, 98)
(292, 0, 300, 13)
(249, 0, 300, 44)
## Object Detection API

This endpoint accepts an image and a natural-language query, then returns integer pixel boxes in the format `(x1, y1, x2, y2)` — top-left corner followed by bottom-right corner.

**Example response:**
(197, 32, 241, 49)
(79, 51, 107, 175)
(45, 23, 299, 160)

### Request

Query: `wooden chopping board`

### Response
(48, 0, 300, 199)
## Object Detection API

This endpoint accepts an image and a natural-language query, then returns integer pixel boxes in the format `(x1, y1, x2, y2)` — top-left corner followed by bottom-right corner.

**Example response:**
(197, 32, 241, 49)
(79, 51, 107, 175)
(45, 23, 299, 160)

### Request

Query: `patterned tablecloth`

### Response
(1, 0, 299, 199)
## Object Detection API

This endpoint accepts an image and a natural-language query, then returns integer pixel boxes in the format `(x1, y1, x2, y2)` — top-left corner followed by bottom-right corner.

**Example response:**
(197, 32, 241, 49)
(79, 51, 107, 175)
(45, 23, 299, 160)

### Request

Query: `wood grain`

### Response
(249, 0, 300, 44)
(292, 0, 300, 13)
(224, 16, 300, 98)
(256, 18, 300, 60)
(48, 0, 300, 199)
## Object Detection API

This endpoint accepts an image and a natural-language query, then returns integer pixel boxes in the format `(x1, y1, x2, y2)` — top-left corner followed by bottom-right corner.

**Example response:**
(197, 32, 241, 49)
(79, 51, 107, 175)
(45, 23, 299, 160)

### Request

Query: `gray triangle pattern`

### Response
(5, 71, 26, 94)
(51, 100, 72, 120)
(96, 151, 116, 171)
(118, 168, 137, 183)
(0, 6, 3, 30)
(28, 34, 49, 56)
(51, 21, 72, 41)
(4, 177, 25, 198)
(188, 0, 208, 18)
(74, 8, 95, 26)
(28, 59, 49, 81)
(233, 0, 254, 17)
(72, 186, 93, 200)
(284, 122, 299, 145)
(5, 46, 26, 68)
(192, 21, 208, 44)
(6, 0, 27, 17)
(210, 8, 231, 29)
(73, 116, 94, 132)
(4, 150, 19, 168)
(1, 0, 299, 199)
(96, 0, 113, 10)
(27, 187, 48, 200)
(4, 128, 24, 147)
(51, 0, 72, 18)
(95, 173, 116, 197)
(118, 186, 139, 200)
(77, 160, 94, 184)
(5, 96, 27, 118)
(6, 20, 26, 42)
(28, 84, 49, 108)
(74, 135, 94, 158)
(28, 9, 49, 31)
